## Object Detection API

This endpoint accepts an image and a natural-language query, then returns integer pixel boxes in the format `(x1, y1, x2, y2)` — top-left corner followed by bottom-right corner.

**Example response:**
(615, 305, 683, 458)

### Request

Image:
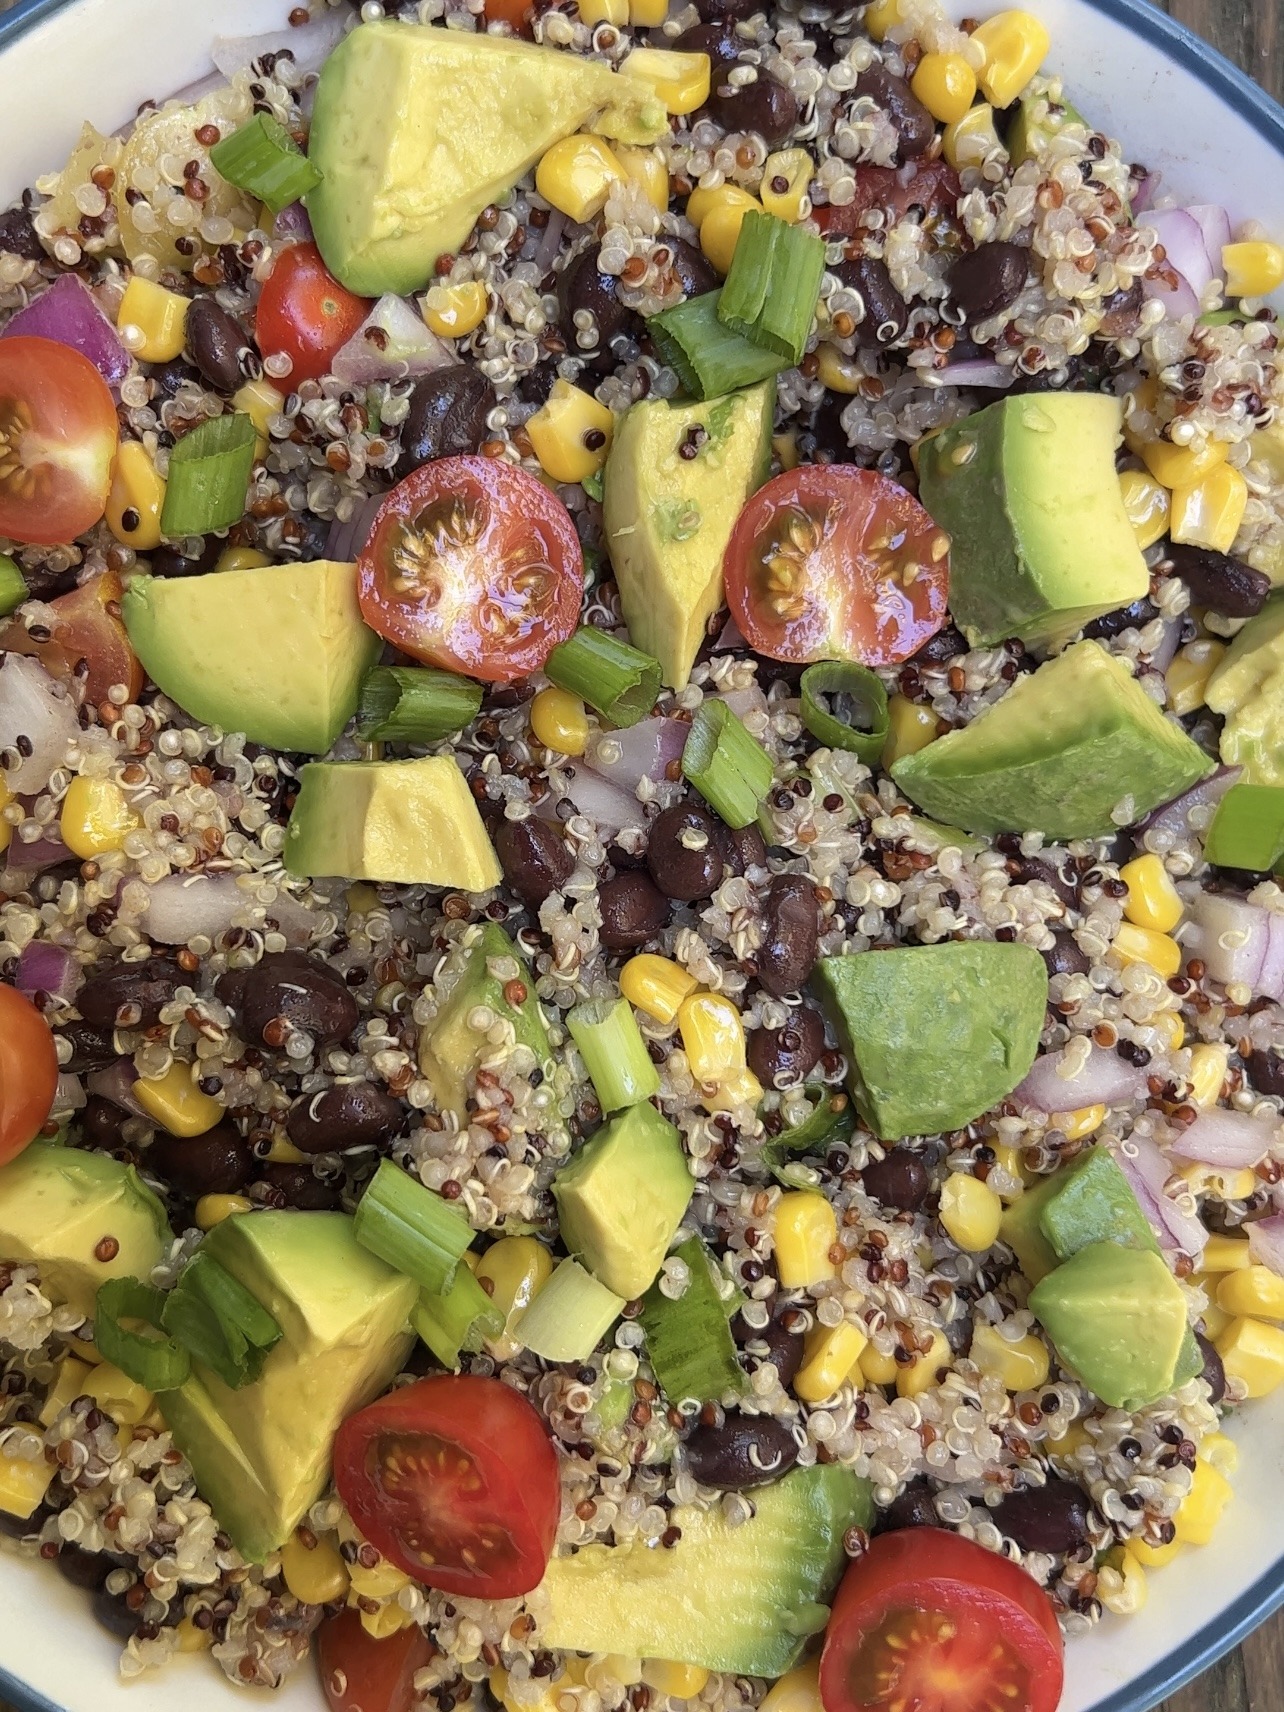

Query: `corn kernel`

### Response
(911, 53, 977, 124)
(942, 103, 1006, 173)
(1141, 434, 1228, 490)
(863, 0, 906, 38)
(359, 1601, 415, 1639)
(477, 1235, 554, 1359)
(972, 9, 1050, 108)
(526, 377, 615, 486)
(346, 1544, 412, 1603)
(1099, 1546, 1148, 1616)
(1122, 377, 1160, 456)
(759, 149, 815, 223)
(970, 1322, 1051, 1392)
(82, 1362, 153, 1427)
(61, 775, 141, 859)
(1129, 1533, 1183, 1568)
(195, 1192, 253, 1230)
(859, 1343, 901, 1386)
(882, 694, 938, 767)
(641, 1663, 710, 1700)
(773, 429, 800, 472)
(1199, 1290, 1233, 1343)
(1202, 1233, 1252, 1273)
(1216, 1316, 1284, 1397)
(279, 1530, 351, 1606)
(1171, 462, 1249, 557)
(175, 1616, 213, 1653)
(1045, 1419, 1092, 1462)
(422, 281, 489, 339)
(1166, 639, 1226, 716)
(1120, 852, 1184, 934)
(1057, 1104, 1106, 1142)
(621, 48, 711, 116)
(615, 146, 669, 213)
(939, 1172, 1003, 1252)
(1222, 240, 1284, 299)
(1179, 1162, 1257, 1202)
(233, 378, 284, 458)
(990, 1141, 1027, 1201)
(134, 1062, 223, 1137)
(1202, 1430, 1240, 1477)
(106, 440, 166, 551)
(1217, 1265, 1284, 1323)
(492, 1667, 586, 1712)
(620, 954, 698, 1024)
(577, 0, 627, 22)
(39, 1356, 92, 1428)
(896, 1330, 952, 1399)
(536, 134, 625, 224)
(1111, 921, 1182, 979)
(1156, 1012, 1185, 1052)
(1118, 469, 1171, 551)
(700, 195, 760, 276)
(679, 991, 747, 1084)
(529, 685, 590, 757)
(759, 1661, 821, 1712)
(264, 1131, 309, 1165)
(702, 1065, 764, 1114)
(1174, 1455, 1234, 1546)
(595, 1660, 645, 1691)
(815, 343, 863, 396)
(0, 1447, 54, 1518)
(793, 1320, 868, 1403)
(686, 181, 757, 232)
(774, 1190, 838, 1288)
(1186, 1041, 1230, 1108)
(627, 0, 668, 24)
(215, 546, 271, 573)
(117, 275, 189, 363)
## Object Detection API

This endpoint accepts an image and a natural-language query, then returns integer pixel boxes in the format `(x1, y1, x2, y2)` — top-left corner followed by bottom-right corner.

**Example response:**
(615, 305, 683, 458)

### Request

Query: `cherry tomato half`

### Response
(723, 464, 950, 667)
(254, 243, 371, 385)
(317, 1608, 434, 1712)
(483, 0, 533, 32)
(333, 1374, 560, 1598)
(0, 985, 59, 1167)
(0, 568, 143, 710)
(814, 161, 962, 239)
(819, 1529, 1064, 1712)
(0, 337, 119, 545)
(358, 456, 583, 683)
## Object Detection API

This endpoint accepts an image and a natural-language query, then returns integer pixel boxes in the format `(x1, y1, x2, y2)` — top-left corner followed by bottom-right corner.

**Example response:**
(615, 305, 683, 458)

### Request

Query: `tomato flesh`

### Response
(317, 1608, 434, 1712)
(0, 568, 143, 710)
(0, 337, 118, 545)
(723, 465, 950, 667)
(255, 242, 371, 385)
(0, 986, 59, 1166)
(359, 456, 583, 683)
(333, 1374, 560, 1598)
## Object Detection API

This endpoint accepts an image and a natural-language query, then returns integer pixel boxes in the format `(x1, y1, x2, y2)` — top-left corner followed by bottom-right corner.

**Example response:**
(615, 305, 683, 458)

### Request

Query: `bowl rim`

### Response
(1, 2, 1284, 1711)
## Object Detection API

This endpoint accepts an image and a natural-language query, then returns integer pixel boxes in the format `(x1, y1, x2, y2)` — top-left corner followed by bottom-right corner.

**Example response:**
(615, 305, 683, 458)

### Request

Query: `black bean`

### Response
(1167, 544, 1271, 619)
(835, 254, 908, 347)
(557, 248, 640, 375)
(707, 73, 798, 148)
(78, 959, 186, 1031)
(184, 297, 250, 393)
(1195, 1330, 1226, 1405)
(695, 0, 760, 23)
(496, 817, 576, 906)
(0, 205, 45, 261)
(861, 1148, 929, 1212)
(598, 872, 671, 950)
(514, 361, 559, 409)
(733, 1311, 806, 1387)
(683, 1411, 799, 1488)
(992, 1479, 1092, 1555)
(147, 536, 220, 579)
(93, 1586, 141, 1639)
(1097, 280, 1144, 340)
(148, 1124, 253, 1197)
(673, 22, 741, 69)
(854, 65, 934, 160)
(0, 1507, 42, 1539)
(256, 1162, 342, 1210)
(80, 1096, 130, 1151)
(647, 802, 724, 902)
(287, 1081, 405, 1155)
(757, 875, 820, 997)
(234, 952, 359, 1047)
(59, 1021, 120, 1074)
(1082, 596, 1160, 640)
(1016, 854, 1079, 910)
(1041, 931, 1090, 978)
(150, 357, 203, 399)
(797, 392, 853, 466)
(1246, 1049, 1284, 1098)
(719, 821, 767, 876)
(877, 1477, 939, 1532)
(666, 236, 720, 301)
(912, 624, 967, 665)
(748, 1006, 825, 1086)
(945, 241, 1030, 324)
(55, 1546, 113, 1591)
(395, 365, 497, 479)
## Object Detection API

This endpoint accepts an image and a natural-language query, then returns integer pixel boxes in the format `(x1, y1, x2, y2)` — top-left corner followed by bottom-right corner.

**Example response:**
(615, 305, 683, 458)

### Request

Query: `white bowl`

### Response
(2, 2, 1283, 1709)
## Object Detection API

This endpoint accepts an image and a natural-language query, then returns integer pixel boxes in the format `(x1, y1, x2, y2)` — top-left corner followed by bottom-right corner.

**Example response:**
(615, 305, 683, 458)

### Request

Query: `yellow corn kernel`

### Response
(578, 0, 627, 22)
(233, 378, 284, 458)
(760, 149, 814, 223)
(1058, 1104, 1107, 1143)
(1111, 921, 1182, 980)
(175, 1616, 213, 1653)
(679, 991, 747, 1084)
(896, 1330, 952, 1399)
(1186, 1042, 1230, 1108)
(117, 275, 189, 363)
(859, 1342, 900, 1386)
(989, 1141, 1028, 1201)
(1122, 376, 1160, 456)
(700, 196, 760, 277)
(65, 1334, 102, 1365)
(1120, 852, 1184, 935)
(1045, 1419, 1092, 1462)
(815, 343, 863, 396)
(1141, 434, 1228, 490)
(972, 9, 1050, 108)
(1099, 1546, 1148, 1616)
(359, 1601, 415, 1639)
(215, 546, 271, 573)
(529, 685, 590, 757)
(279, 1530, 351, 1606)
(1202, 1233, 1252, 1273)
(0, 1447, 54, 1519)
(1118, 469, 1171, 551)
(911, 52, 977, 124)
(61, 775, 141, 859)
(863, 0, 906, 37)
(1216, 1316, 1284, 1398)
(1174, 1456, 1234, 1546)
(970, 1322, 1051, 1393)
(536, 134, 626, 224)
(773, 429, 799, 471)
(1179, 1162, 1257, 1202)
(641, 1663, 710, 1700)
(759, 1661, 821, 1712)
(1222, 240, 1284, 299)
(106, 440, 166, 551)
(1130, 1533, 1183, 1568)
(942, 102, 1006, 173)
(526, 377, 615, 486)
(592, 1660, 644, 1691)
(1217, 1265, 1284, 1323)
(135, 1062, 223, 1137)
(39, 1356, 93, 1428)
(773, 1190, 838, 1288)
(1155, 1012, 1185, 1052)
(615, 146, 669, 214)
(686, 181, 758, 232)
(263, 1131, 308, 1165)
(1166, 639, 1226, 716)
(1171, 462, 1249, 557)
(1202, 1430, 1240, 1477)
(476, 1234, 554, 1359)
(882, 694, 938, 767)
(422, 281, 489, 339)
(628, 0, 669, 24)
(793, 1320, 868, 1403)
(492, 1667, 587, 1712)
(702, 1065, 763, 1113)
(347, 1547, 412, 1603)
(82, 1362, 153, 1427)
(620, 954, 698, 1024)
(195, 1192, 252, 1230)
(939, 1172, 1003, 1252)
(621, 48, 711, 117)
(1199, 1296, 1233, 1343)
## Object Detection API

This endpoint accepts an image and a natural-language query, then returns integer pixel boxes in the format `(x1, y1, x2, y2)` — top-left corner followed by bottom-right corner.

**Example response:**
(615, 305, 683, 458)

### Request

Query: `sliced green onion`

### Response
(760, 1086, 854, 1183)
(160, 412, 258, 538)
(0, 554, 28, 618)
(94, 1278, 190, 1392)
(1204, 783, 1284, 872)
(718, 211, 826, 365)
(568, 996, 661, 1114)
(800, 662, 889, 765)
(517, 1258, 624, 1363)
(355, 665, 483, 744)
(649, 291, 788, 402)
(681, 698, 774, 829)
(353, 1158, 473, 1296)
(640, 1238, 744, 1405)
(412, 1270, 505, 1370)
(209, 113, 323, 215)
(545, 627, 662, 729)
(161, 1252, 281, 1390)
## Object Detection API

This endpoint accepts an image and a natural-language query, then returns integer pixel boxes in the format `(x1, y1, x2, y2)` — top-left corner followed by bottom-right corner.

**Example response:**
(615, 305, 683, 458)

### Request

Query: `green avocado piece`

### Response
(812, 943, 1047, 1141)
(1029, 1241, 1190, 1411)
(1204, 783, 1284, 871)
(892, 640, 1214, 840)
(1007, 89, 1088, 167)
(602, 381, 775, 690)
(1207, 597, 1284, 786)
(284, 756, 501, 889)
(416, 923, 554, 1124)
(159, 1211, 417, 1562)
(997, 1173, 1061, 1284)
(0, 1143, 168, 1320)
(307, 20, 667, 296)
(1038, 1147, 1161, 1263)
(917, 394, 1149, 648)
(538, 1464, 872, 1676)
(553, 1100, 694, 1300)
(121, 561, 379, 755)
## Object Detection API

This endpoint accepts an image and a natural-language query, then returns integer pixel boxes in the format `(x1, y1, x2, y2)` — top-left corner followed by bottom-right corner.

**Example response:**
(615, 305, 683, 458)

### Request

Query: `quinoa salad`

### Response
(2, 3, 1284, 1711)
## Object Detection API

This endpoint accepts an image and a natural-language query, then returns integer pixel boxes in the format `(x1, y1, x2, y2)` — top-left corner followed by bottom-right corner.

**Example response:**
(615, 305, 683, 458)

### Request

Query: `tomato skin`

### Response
(483, 0, 533, 31)
(0, 337, 119, 545)
(820, 1528, 1064, 1712)
(0, 986, 60, 1166)
(814, 161, 962, 239)
(317, 1608, 434, 1712)
(359, 456, 583, 683)
(334, 1374, 560, 1598)
(255, 243, 371, 385)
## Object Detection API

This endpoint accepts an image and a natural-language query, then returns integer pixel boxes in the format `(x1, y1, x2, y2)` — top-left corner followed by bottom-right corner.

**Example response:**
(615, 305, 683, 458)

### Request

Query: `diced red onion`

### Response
(1257, 910, 1284, 1002)
(1112, 1134, 1208, 1259)
(54, 1073, 86, 1114)
(713, 613, 746, 652)
(1013, 1042, 1148, 1113)
(325, 491, 386, 564)
(1170, 1108, 1276, 1169)
(714, 685, 769, 722)
(0, 654, 79, 795)
(1247, 1214, 1284, 1276)
(1142, 209, 1212, 319)
(144, 872, 317, 947)
(15, 942, 82, 1004)
(1149, 618, 1183, 674)
(211, 11, 348, 80)
(533, 210, 568, 276)
(933, 359, 1014, 390)
(1180, 891, 1271, 990)
(87, 1060, 147, 1119)
(273, 201, 314, 246)
(555, 767, 645, 835)
(3, 275, 130, 389)
(1131, 169, 1161, 215)
(331, 295, 454, 386)
(1140, 765, 1240, 842)
(1186, 204, 1232, 280)
(13, 826, 74, 871)
(583, 716, 688, 793)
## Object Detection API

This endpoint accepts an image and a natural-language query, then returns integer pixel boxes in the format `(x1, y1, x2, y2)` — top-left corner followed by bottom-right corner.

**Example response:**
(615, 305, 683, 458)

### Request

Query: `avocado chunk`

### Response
(538, 1465, 872, 1676)
(160, 1211, 416, 1562)
(553, 1101, 694, 1300)
(997, 1174, 1061, 1285)
(892, 640, 1214, 839)
(1207, 596, 1284, 786)
(1007, 89, 1088, 167)
(1000, 1149, 1158, 1286)
(122, 561, 378, 755)
(0, 1143, 168, 1320)
(917, 394, 1149, 648)
(812, 943, 1047, 1141)
(1029, 1241, 1190, 1410)
(603, 382, 775, 690)
(1204, 783, 1284, 871)
(417, 923, 554, 1123)
(284, 756, 501, 889)
(307, 20, 667, 296)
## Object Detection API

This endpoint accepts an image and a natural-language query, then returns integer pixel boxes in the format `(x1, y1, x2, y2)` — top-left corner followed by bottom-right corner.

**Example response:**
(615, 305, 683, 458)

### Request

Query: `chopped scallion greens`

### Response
(94, 1277, 190, 1392)
(412, 1270, 505, 1370)
(545, 627, 661, 729)
(648, 291, 788, 401)
(681, 698, 774, 829)
(718, 211, 826, 365)
(160, 412, 258, 537)
(1204, 783, 1284, 872)
(800, 662, 889, 765)
(209, 114, 323, 215)
(567, 996, 661, 1114)
(516, 1258, 624, 1363)
(160, 1252, 281, 1390)
(353, 1158, 474, 1296)
(639, 1237, 744, 1405)
(355, 665, 483, 744)
(760, 1086, 855, 1183)
(0, 554, 28, 618)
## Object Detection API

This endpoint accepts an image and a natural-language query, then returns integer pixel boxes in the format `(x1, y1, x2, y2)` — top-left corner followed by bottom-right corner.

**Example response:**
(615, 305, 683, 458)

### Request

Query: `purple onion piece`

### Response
(1186, 203, 1233, 280)
(1013, 1042, 1148, 1113)
(1139, 765, 1240, 841)
(583, 717, 688, 792)
(1247, 1213, 1284, 1277)
(1169, 1108, 1276, 1169)
(1141, 209, 1213, 319)
(330, 296, 454, 386)
(1180, 891, 1271, 990)
(15, 941, 82, 1004)
(933, 359, 1015, 390)
(3, 274, 130, 388)
(1113, 1134, 1208, 1259)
